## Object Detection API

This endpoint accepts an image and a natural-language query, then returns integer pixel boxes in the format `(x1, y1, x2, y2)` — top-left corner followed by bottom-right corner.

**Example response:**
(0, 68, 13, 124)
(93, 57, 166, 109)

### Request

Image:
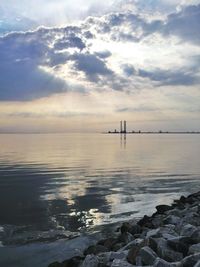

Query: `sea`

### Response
(0, 133, 200, 266)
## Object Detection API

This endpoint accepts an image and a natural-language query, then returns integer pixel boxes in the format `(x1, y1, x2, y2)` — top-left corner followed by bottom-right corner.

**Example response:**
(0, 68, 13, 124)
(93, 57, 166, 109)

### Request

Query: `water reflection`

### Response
(0, 133, 200, 244)
(120, 133, 126, 149)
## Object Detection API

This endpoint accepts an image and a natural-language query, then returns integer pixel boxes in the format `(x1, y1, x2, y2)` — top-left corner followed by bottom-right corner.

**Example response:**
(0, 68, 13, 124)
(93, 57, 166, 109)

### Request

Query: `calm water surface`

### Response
(0, 133, 200, 245)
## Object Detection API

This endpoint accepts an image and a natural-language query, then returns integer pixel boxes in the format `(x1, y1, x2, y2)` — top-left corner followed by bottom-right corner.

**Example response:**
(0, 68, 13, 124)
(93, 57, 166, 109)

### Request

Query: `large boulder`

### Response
(80, 255, 99, 267)
(84, 245, 108, 255)
(163, 215, 181, 225)
(111, 259, 136, 267)
(167, 236, 190, 256)
(181, 253, 200, 267)
(189, 244, 200, 255)
(146, 228, 161, 239)
(127, 244, 141, 265)
(140, 246, 157, 265)
(156, 205, 173, 214)
(157, 238, 183, 262)
(98, 237, 117, 250)
(118, 232, 134, 244)
(98, 251, 128, 265)
(153, 258, 172, 267)
(62, 256, 84, 267)
(180, 224, 198, 238)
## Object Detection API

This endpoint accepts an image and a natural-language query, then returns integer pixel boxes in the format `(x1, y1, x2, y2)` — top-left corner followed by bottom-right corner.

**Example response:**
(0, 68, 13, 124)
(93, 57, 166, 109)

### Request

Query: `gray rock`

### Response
(121, 222, 132, 234)
(194, 260, 200, 267)
(118, 232, 134, 244)
(48, 262, 62, 267)
(118, 238, 145, 252)
(130, 224, 142, 235)
(157, 239, 183, 262)
(180, 224, 198, 237)
(81, 255, 99, 267)
(156, 205, 172, 214)
(152, 215, 164, 228)
(110, 251, 129, 261)
(163, 215, 181, 225)
(98, 250, 128, 264)
(97, 252, 111, 265)
(111, 259, 136, 267)
(167, 236, 190, 256)
(162, 233, 177, 240)
(146, 228, 161, 239)
(160, 225, 178, 237)
(84, 244, 108, 255)
(189, 244, 200, 255)
(127, 245, 141, 265)
(167, 209, 183, 218)
(181, 253, 200, 267)
(153, 257, 172, 267)
(140, 246, 157, 265)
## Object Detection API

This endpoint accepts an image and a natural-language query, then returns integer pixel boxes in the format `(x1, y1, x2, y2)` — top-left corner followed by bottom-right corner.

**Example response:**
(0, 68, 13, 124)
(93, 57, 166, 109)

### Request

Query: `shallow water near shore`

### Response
(0, 133, 200, 250)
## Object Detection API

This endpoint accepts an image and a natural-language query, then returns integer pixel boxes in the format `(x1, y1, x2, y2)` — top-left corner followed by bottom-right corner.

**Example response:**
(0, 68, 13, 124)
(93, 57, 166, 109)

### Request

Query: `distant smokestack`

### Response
(124, 120, 127, 133)
(120, 121, 123, 133)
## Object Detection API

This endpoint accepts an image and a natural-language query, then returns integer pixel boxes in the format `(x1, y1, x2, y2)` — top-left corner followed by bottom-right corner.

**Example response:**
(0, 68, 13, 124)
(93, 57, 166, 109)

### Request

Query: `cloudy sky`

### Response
(0, 0, 200, 132)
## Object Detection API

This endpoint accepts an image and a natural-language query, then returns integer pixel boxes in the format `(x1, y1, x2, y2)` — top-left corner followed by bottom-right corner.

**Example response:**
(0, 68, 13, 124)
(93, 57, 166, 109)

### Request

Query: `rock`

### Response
(80, 255, 99, 267)
(167, 237, 190, 256)
(121, 222, 132, 233)
(112, 242, 124, 251)
(130, 224, 142, 235)
(84, 245, 108, 255)
(98, 238, 117, 250)
(118, 232, 133, 244)
(180, 224, 198, 237)
(157, 239, 183, 262)
(137, 215, 153, 227)
(181, 253, 200, 267)
(152, 216, 164, 228)
(140, 246, 157, 265)
(48, 262, 62, 267)
(162, 233, 177, 240)
(163, 215, 181, 225)
(97, 252, 111, 265)
(153, 258, 172, 267)
(118, 238, 145, 252)
(111, 259, 136, 267)
(148, 237, 160, 252)
(189, 244, 200, 255)
(127, 244, 141, 265)
(194, 260, 200, 267)
(110, 251, 129, 260)
(62, 256, 84, 267)
(98, 251, 128, 265)
(156, 205, 172, 214)
(146, 228, 161, 239)
(167, 209, 183, 218)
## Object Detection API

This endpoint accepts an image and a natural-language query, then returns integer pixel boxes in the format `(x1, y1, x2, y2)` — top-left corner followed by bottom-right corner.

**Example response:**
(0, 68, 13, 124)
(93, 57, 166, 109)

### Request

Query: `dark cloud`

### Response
(138, 68, 198, 86)
(0, 60, 67, 101)
(163, 5, 200, 44)
(95, 50, 112, 59)
(70, 53, 113, 82)
(0, 4, 199, 102)
(122, 64, 136, 77)
(54, 35, 86, 51)
(0, 25, 89, 101)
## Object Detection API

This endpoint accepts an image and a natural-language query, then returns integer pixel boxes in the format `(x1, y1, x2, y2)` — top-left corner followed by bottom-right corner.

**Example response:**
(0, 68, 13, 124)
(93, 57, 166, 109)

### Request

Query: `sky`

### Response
(0, 0, 200, 133)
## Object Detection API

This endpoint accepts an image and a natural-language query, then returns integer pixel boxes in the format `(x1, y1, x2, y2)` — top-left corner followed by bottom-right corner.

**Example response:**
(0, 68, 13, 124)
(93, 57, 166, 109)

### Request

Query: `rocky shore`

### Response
(48, 192, 200, 267)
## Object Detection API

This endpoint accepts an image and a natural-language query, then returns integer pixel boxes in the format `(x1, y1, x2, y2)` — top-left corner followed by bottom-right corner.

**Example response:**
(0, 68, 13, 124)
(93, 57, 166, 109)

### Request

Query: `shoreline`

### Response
(49, 191, 200, 267)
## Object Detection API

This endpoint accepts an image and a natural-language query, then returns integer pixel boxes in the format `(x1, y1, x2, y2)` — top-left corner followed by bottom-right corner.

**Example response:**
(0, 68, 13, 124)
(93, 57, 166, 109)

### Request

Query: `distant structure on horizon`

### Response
(106, 121, 200, 134)
(120, 120, 127, 134)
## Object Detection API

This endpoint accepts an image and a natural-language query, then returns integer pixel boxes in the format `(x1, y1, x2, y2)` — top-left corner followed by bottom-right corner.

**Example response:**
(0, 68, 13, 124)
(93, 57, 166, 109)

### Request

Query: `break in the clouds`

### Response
(0, 1, 200, 131)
